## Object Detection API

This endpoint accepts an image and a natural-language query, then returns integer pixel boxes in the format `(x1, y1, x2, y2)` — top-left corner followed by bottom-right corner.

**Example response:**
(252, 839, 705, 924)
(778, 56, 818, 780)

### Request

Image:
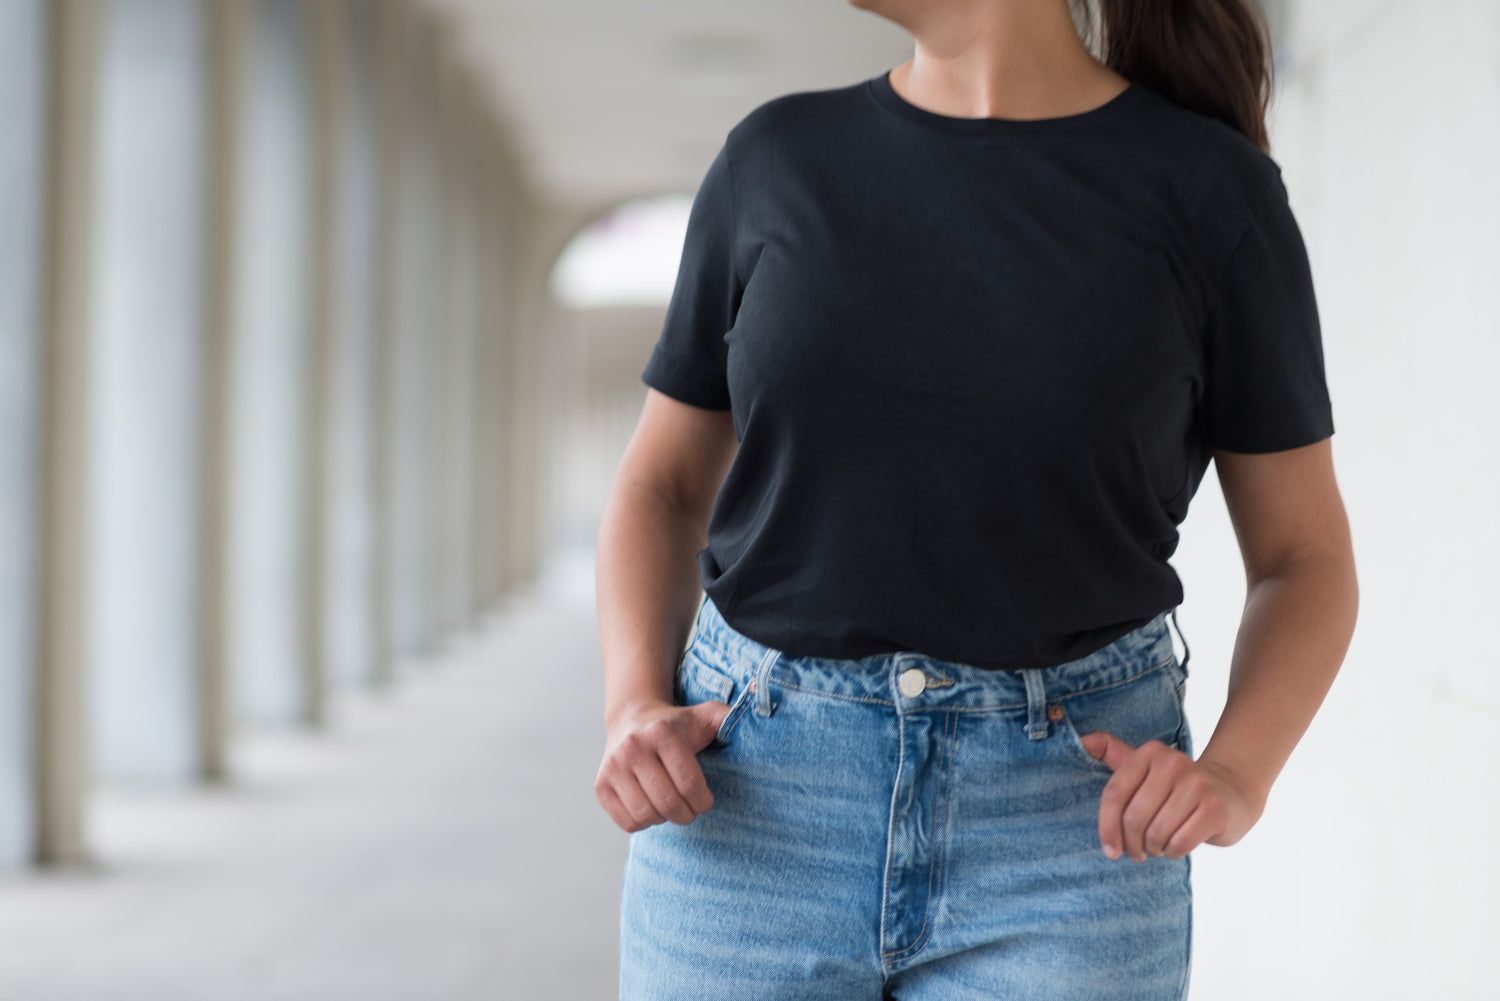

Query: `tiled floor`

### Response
(0, 547, 624, 1001)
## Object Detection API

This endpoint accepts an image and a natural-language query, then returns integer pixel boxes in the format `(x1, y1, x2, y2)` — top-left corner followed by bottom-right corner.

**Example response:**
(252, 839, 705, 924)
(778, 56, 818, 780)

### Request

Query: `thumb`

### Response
(1078, 730, 1134, 771)
(686, 699, 733, 747)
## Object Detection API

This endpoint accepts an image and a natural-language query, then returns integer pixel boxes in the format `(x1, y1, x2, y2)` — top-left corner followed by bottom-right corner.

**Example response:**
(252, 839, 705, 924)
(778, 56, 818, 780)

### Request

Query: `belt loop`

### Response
(754, 646, 780, 717)
(682, 591, 709, 658)
(1021, 668, 1048, 741)
(1169, 607, 1191, 677)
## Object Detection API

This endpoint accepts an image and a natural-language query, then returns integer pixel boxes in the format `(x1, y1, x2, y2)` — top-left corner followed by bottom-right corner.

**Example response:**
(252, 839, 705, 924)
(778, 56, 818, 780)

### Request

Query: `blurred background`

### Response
(0, 0, 1495, 998)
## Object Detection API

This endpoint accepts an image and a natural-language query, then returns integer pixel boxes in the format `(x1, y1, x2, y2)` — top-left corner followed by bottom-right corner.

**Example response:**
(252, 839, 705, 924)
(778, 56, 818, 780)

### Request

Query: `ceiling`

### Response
(422, 0, 915, 210)
(422, 1, 1297, 216)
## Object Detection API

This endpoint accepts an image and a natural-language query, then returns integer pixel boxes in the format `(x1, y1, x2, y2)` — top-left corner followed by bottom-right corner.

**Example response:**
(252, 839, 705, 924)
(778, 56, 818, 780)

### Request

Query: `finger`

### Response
(632, 754, 698, 826)
(1163, 802, 1216, 858)
(1120, 750, 1182, 861)
(682, 701, 732, 753)
(1098, 745, 1155, 860)
(1080, 729, 1134, 772)
(596, 781, 643, 833)
(1143, 778, 1203, 857)
(607, 770, 668, 831)
(609, 759, 670, 829)
(656, 733, 715, 815)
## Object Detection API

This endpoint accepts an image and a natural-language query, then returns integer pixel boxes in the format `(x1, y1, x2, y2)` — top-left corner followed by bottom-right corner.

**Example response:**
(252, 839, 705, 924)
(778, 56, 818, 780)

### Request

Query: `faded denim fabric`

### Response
(619, 594, 1194, 1000)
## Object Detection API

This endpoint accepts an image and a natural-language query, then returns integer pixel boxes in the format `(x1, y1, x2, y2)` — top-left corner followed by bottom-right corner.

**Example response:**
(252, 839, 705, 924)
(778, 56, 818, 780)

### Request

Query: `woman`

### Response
(595, 0, 1359, 997)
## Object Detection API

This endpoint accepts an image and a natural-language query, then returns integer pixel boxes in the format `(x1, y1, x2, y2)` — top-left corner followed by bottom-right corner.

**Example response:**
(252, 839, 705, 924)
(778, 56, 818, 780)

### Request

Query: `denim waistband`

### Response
(688, 594, 1184, 718)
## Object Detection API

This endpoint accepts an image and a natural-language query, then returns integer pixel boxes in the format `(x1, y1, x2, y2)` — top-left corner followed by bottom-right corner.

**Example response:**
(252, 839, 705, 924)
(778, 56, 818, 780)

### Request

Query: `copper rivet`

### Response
(1047, 703, 1065, 722)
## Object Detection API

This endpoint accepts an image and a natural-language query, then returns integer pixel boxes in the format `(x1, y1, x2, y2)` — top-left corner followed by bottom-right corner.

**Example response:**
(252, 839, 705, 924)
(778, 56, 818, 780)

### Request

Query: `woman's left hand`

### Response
(1077, 731, 1266, 861)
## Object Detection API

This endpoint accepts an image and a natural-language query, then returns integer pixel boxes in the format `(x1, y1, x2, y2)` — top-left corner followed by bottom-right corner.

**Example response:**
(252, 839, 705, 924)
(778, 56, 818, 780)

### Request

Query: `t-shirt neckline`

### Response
(866, 69, 1146, 135)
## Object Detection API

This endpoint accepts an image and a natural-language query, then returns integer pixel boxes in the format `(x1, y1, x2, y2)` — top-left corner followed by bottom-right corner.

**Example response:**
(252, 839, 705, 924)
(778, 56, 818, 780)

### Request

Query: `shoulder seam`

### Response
(1200, 174, 1283, 324)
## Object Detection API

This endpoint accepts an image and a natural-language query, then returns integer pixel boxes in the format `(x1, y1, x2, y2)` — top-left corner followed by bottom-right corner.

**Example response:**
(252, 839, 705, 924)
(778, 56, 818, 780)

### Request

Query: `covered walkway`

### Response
(0, 547, 620, 1001)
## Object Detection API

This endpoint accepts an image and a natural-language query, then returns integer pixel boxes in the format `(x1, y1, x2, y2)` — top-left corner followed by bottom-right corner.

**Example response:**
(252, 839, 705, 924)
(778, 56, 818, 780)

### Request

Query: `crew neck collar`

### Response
(865, 69, 1146, 135)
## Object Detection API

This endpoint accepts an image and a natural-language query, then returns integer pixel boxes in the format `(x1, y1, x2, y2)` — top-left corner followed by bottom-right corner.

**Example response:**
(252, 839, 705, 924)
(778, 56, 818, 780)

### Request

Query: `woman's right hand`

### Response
(595, 697, 733, 832)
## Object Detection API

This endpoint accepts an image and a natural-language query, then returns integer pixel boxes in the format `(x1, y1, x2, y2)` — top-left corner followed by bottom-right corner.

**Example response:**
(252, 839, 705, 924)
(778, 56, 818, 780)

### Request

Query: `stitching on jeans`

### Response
(714, 678, 757, 744)
(683, 650, 735, 703)
(771, 655, 1173, 711)
(772, 679, 896, 707)
(754, 647, 781, 716)
(1179, 853, 1194, 1000)
(881, 708, 955, 963)
(879, 704, 907, 964)
(1054, 655, 1176, 702)
(1056, 659, 1182, 771)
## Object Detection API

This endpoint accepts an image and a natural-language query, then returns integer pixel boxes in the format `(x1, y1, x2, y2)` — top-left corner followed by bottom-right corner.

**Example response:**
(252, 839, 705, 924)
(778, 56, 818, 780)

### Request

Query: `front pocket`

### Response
(1057, 712, 1118, 773)
(712, 676, 757, 746)
(677, 647, 735, 706)
(677, 644, 759, 746)
(1051, 661, 1185, 772)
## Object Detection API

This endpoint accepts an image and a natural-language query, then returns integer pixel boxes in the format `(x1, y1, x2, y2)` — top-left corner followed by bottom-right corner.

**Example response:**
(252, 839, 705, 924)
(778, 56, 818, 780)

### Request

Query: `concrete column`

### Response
(34, 0, 102, 866)
(300, 0, 348, 726)
(501, 165, 537, 598)
(200, 0, 250, 780)
(469, 109, 502, 618)
(481, 122, 523, 610)
(0, 0, 51, 870)
(368, 0, 409, 687)
(324, 0, 380, 692)
(444, 56, 481, 633)
(428, 22, 477, 641)
(391, 8, 438, 658)
(430, 31, 458, 638)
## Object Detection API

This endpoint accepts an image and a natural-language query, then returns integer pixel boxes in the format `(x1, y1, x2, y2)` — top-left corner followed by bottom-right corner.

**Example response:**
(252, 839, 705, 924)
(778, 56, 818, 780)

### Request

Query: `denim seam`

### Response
(683, 650, 735, 703)
(881, 708, 954, 964)
(714, 677, 758, 744)
(767, 654, 1173, 712)
(1054, 657, 1183, 771)
(1171, 676, 1188, 752)
(771, 679, 896, 707)
(1179, 853, 1194, 1000)
(878, 702, 907, 963)
(754, 647, 781, 716)
(1052, 655, 1177, 702)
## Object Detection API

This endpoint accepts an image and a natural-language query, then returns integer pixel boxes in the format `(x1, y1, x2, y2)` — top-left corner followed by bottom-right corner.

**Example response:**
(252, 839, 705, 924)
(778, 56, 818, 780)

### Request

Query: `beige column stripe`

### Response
(301, 0, 348, 725)
(199, 0, 250, 781)
(35, 0, 103, 866)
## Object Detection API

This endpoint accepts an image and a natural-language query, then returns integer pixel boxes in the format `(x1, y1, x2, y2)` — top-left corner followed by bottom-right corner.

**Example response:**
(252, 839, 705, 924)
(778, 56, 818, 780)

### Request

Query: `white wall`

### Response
(1173, 1, 1500, 996)
(230, 0, 313, 726)
(88, 0, 210, 784)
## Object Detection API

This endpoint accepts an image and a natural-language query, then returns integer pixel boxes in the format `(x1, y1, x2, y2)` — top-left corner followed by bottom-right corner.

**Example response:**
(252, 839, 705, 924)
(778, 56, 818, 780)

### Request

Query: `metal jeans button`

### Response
(898, 667, 927, 698)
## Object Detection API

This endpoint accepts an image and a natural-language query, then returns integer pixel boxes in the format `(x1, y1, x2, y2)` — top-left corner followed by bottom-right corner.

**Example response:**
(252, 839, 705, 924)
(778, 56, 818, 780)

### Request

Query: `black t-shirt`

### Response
(641, 69, 1335, 671)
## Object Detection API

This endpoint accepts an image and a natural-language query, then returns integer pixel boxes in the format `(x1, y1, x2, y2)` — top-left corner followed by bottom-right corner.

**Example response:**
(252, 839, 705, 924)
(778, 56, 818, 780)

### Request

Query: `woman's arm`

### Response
(594, 389, 739, 833)
(1080, 436, 1359, 861)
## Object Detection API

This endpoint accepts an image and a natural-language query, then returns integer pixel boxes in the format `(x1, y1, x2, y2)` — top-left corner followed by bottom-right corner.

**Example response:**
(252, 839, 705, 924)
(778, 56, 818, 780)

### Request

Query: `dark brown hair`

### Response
(1072, 0, 1277, 153)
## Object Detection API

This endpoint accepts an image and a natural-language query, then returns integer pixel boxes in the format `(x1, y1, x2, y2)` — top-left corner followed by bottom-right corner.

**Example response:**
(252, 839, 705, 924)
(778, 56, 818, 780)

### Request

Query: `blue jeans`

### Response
(619, 594, 1194, 1000)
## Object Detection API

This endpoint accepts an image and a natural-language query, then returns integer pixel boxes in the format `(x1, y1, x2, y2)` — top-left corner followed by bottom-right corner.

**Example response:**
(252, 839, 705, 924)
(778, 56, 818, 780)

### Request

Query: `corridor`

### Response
(0, 547, 621, 1001)
(2, 0, 1497, 997)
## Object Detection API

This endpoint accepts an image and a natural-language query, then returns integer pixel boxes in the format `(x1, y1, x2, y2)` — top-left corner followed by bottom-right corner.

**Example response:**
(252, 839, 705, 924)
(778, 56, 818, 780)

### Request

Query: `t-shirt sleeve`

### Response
(1200, 173, 1335, 453)
(640, 138, 741, 411)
